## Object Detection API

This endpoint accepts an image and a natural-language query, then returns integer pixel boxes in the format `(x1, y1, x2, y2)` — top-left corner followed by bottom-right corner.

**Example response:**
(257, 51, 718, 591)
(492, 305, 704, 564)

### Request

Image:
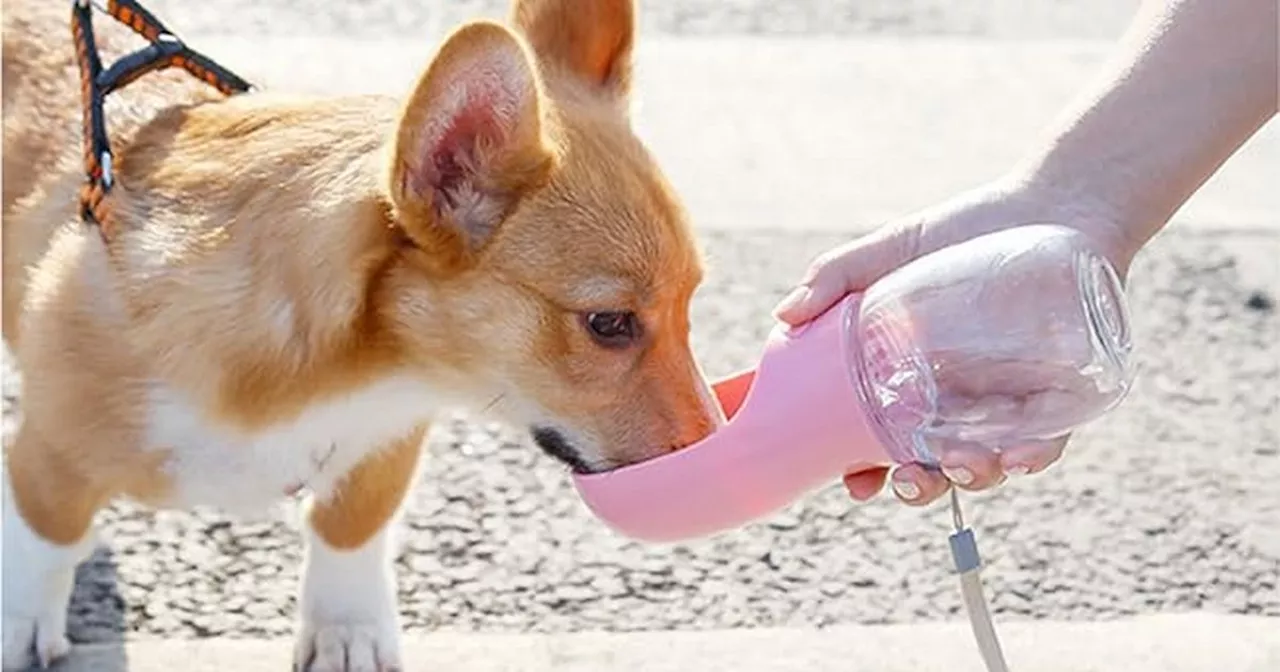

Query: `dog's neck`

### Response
(107, 92, 465, 428)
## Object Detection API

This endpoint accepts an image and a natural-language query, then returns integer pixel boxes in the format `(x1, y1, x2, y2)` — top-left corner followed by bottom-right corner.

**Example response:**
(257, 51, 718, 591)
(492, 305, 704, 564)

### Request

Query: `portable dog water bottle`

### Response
(573, 224, 1138, 542)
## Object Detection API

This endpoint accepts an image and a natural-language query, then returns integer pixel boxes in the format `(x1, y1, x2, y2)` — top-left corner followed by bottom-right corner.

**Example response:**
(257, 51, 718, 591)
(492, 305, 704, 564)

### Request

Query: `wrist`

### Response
(1008, 156, 1149, 276)
(991, 166, 1143, 278)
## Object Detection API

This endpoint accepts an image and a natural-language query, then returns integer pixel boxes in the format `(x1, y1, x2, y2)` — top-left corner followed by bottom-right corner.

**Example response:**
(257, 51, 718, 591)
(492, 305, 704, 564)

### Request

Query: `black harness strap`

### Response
(70, 0, 255, 239)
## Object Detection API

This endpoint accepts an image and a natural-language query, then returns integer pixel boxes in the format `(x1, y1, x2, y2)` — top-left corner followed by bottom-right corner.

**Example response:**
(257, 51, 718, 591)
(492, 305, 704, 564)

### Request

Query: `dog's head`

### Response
(380, 0, 723, 472)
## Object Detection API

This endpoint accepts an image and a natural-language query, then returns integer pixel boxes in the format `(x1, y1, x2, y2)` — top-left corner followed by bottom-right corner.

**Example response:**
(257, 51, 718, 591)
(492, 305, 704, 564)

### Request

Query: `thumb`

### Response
(773, 225, 920, 325)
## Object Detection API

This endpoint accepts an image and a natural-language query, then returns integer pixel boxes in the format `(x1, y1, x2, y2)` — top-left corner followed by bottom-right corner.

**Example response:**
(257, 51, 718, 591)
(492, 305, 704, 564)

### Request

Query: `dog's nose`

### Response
(531, 426, 592, 473)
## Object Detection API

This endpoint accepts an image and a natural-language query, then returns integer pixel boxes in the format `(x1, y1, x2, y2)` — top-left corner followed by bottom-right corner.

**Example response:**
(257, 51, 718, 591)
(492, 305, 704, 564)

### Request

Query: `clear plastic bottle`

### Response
(848, 223, 1137, 465)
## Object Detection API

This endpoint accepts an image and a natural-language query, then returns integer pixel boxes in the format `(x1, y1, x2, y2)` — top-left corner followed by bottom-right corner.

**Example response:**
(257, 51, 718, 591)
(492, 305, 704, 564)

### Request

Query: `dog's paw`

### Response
(295, 514, 403, 671)
(2, 480, 84, 672)
(2, 613, 71, 672)
(293, 621, 403, 672)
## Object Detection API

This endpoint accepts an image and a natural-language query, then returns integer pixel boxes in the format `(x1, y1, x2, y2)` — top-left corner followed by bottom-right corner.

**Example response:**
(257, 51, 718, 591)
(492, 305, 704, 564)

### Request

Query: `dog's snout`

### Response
(531, 426, 593, 474)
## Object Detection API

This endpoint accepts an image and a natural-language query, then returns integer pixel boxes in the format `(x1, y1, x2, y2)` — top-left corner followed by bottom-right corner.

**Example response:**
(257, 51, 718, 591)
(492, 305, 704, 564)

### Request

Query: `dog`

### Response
(1, 0, 724, 668)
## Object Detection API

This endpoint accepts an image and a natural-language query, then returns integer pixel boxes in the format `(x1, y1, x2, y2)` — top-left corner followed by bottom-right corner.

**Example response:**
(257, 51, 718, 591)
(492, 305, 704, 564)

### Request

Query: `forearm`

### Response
(1018, 0, 1278, 260)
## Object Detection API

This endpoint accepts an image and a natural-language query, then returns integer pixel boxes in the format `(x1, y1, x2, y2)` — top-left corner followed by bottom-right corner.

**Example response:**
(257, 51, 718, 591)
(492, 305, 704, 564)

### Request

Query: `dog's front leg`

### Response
(294, 427, 426, 672)
(2, 430, 104, 671)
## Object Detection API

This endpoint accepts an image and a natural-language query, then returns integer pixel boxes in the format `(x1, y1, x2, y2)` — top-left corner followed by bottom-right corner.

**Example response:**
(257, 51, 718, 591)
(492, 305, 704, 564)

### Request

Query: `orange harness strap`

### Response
(71, 0, 255, 239)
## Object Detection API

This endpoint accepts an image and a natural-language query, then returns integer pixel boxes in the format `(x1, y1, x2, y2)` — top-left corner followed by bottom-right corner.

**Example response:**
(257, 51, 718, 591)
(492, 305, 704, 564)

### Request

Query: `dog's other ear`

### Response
(388, 21, 557, 271)
(511, 0, 635, 98)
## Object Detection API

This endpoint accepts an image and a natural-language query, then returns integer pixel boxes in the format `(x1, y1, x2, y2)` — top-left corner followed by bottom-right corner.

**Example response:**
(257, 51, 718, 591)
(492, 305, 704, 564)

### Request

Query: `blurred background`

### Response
(3, 0, 1275, 656)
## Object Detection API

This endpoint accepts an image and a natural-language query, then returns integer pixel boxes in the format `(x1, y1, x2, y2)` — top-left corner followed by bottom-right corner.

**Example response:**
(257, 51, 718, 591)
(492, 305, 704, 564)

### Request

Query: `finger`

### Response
(889, 463, 951, 505)
(772, 253, 856, 325)
(936, 442, 1005, 491)
(842, 467, 890, 501)
(999, 436, 1069, 476)
(773, 226, 920, 325)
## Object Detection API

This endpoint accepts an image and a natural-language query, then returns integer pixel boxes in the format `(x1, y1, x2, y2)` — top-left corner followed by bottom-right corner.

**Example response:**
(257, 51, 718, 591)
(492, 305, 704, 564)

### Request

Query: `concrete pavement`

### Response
(143, 0, 1146, 42)
(192, 35, 1278, 234)
(55, 613, 1280, 672)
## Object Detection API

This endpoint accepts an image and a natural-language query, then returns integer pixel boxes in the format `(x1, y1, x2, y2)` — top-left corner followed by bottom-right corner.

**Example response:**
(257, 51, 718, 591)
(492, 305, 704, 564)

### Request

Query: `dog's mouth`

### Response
(530, 426, 598, 474)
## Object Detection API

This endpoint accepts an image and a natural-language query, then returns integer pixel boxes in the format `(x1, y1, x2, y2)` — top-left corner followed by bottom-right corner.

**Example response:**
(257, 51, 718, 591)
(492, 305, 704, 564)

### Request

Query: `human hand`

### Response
(773, 174, 1138, 506)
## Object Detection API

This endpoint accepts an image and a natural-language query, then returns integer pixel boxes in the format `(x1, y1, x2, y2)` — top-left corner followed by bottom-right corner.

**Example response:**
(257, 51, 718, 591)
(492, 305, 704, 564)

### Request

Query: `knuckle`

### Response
(805, 246, 854, 285)
(803, 254, 834, 282)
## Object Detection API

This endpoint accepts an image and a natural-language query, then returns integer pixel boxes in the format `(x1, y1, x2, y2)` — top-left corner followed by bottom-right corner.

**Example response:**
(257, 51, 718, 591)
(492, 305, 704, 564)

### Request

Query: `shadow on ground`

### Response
(55, 547, 129, 671)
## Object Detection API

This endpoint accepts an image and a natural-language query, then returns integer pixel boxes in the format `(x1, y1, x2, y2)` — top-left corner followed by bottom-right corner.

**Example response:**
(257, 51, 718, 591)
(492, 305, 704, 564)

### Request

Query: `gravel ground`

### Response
(4, 228, 1277, 642)
(141, 0, 1142, 40)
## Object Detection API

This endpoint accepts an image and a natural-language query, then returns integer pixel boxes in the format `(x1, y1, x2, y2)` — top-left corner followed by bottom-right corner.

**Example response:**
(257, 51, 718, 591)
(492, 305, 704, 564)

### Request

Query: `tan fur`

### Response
(3, 0, 716, 577)
(309, 426, 427, 550)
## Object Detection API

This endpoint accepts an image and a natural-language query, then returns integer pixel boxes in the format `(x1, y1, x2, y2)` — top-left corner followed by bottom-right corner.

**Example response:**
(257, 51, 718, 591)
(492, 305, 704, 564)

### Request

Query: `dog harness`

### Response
(71, 0, 255, 240)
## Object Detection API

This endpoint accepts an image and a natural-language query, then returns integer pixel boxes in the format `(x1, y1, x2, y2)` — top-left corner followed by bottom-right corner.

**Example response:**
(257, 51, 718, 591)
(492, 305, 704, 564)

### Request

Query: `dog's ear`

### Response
(510, 0, 635, 98)
(387, 21, 557, 270)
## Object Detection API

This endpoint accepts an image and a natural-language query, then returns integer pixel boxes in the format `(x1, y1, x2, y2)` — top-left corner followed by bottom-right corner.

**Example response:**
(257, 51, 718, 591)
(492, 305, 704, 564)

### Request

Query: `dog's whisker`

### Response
(480, 393, 507, 416)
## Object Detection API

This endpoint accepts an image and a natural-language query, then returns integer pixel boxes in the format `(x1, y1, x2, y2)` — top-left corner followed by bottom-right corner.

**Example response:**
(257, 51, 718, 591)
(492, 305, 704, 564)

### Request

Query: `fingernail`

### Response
(942, 466, 975, 486)
(891, 479, 921, 500)
(773, 286, 811, 316)
(1006, 464, 1031, 477)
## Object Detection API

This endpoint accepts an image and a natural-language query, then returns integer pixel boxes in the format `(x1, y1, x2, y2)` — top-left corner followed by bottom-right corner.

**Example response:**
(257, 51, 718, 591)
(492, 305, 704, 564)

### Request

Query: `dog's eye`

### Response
(582, 311, 641, 348)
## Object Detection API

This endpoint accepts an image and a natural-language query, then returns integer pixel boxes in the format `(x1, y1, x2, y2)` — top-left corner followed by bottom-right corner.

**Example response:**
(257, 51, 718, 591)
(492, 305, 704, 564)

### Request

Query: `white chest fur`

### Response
(144, 376, 439, 515)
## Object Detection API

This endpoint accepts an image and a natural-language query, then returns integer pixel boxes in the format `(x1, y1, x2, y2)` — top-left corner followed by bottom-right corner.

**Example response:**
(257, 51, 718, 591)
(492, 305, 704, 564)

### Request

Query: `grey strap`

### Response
(948, 488, 1011, 672)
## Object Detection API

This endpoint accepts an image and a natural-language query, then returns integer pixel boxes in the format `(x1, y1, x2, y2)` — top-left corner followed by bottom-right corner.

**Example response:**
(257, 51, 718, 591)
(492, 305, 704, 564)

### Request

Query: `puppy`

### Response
(1, 0, 723, 668)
